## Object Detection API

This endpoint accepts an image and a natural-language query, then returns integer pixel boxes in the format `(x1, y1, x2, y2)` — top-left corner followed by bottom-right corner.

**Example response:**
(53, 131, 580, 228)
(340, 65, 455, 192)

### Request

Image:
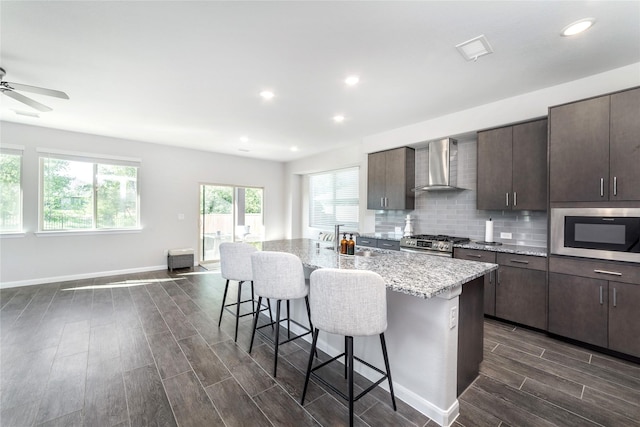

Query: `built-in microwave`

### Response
(550, 208, 640, 263)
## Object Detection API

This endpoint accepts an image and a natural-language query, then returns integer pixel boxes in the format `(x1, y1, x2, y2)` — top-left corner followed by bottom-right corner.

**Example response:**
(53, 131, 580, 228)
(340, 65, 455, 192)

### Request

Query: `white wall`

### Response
(284, 143, 375, 239)
(363, 62, 640, 152)
(0, 122, 286, 287)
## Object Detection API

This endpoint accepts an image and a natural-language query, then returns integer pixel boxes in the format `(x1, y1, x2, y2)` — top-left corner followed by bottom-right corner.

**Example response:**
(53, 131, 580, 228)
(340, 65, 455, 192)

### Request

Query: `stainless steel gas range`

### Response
(399, 234, 470, 257)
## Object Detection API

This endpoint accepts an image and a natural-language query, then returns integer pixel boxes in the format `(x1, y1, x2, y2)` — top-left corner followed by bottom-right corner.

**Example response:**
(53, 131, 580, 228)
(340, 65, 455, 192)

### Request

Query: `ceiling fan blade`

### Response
(1, 89, 53, 112)
(4, 81, 69, 99)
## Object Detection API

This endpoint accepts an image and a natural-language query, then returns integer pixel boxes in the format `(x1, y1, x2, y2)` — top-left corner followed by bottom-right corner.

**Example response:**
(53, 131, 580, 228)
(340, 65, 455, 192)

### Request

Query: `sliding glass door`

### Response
(199, 184, 264, 263)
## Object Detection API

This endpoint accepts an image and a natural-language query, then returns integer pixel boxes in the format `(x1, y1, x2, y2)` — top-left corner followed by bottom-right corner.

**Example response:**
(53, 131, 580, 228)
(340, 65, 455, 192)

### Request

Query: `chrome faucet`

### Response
(334, 224, 345, 252)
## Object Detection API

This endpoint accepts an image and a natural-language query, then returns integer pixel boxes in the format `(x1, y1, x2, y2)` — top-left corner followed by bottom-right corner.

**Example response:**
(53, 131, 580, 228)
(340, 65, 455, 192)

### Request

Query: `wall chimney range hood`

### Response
(412, 138, 462, 191)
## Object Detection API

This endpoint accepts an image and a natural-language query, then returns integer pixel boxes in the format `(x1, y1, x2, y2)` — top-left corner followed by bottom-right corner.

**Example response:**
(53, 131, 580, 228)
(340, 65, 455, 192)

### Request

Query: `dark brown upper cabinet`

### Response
(477, 119, 547, 211)
(549, 87, 640, 202)
(367, 147, 415, 210)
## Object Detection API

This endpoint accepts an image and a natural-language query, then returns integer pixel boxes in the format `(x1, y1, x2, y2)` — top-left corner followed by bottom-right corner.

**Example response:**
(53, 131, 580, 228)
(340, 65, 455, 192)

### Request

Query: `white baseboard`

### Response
(0, 264, 172, 289)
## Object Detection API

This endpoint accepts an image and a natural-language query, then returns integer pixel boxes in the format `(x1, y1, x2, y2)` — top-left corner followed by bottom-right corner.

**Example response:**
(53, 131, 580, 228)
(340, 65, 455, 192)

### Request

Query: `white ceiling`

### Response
(1, 1, 639, 162)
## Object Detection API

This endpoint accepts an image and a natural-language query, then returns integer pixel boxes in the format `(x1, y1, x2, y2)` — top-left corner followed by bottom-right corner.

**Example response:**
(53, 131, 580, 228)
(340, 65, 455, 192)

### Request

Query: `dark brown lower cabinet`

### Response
(453, 248, 496, 316)
(548, 256, 640, 358)
(457, 276, 484, 396)
(608, 281, 640, 357)
(495, 253, 547, 330)
(548, 272, 608, 348)
(496, 266, 547, 329)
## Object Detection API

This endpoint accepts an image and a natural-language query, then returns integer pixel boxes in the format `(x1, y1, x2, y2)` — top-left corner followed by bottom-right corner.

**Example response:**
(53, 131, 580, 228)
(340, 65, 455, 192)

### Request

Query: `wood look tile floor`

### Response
(1, 267, 639, 427)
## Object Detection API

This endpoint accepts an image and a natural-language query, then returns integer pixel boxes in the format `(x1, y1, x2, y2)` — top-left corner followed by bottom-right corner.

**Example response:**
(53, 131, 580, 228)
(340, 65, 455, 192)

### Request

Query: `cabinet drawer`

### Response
(454, 248, 496, 263)
(356, 237, 377, 248)
(549, 256, 640, 285)
(497, 253, 546, 271)
(377, 239, 400, 251)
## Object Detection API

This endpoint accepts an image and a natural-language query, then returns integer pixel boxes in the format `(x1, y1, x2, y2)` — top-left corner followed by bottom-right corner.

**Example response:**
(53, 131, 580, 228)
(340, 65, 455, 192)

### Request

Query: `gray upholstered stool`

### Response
(218, 242, 272, 342)
(301, 268, 396, 426)
(249, 251, 314, 377)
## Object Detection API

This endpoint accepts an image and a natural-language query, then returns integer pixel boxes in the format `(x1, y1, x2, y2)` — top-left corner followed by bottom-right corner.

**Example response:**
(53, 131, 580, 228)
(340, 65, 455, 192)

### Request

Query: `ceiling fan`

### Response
(0, 67, 69, 112)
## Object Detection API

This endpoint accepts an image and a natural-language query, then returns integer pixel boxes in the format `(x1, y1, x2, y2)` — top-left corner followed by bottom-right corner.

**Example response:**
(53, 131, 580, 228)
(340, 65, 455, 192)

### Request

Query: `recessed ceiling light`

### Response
(260, 90, 275, 100)
(239, 136, 249, 143)
(561, 18, 595, 36)
(345, 75, 359, 86)
(456, 35, 493, 62)
(290, 146, 299, 152)
(333, 115, 345, 123)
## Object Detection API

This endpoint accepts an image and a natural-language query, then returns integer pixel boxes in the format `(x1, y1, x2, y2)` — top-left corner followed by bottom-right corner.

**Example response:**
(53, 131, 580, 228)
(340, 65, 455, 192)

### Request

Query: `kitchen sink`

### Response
(354, 250, 379, 257)
(322, 247, 380, 257)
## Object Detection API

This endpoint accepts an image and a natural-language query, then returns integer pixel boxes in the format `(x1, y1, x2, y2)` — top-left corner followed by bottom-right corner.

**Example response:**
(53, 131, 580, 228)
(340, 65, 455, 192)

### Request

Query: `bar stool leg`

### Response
(346, 336, 354, 427)
(267, 298, 274, 329)
(273, 300, 282, 377)
(300, 327, 320, 405)
(304, 296, 317, 358)
(286, 300, 291, 340)
(344, 336, 348, 379)
(380, 333, 397, 411)
(234, 280, 244, 342)
(249, 296, 262, 353)
(218, 279, 230, 327)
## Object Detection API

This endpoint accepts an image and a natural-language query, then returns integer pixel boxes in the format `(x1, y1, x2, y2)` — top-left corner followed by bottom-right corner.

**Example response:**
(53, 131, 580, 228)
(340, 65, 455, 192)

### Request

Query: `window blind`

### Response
(309, 167, 359, 229)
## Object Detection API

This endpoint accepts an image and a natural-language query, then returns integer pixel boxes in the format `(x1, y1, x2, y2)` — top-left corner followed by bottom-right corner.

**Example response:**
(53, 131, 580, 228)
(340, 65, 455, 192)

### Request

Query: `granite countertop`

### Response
(257, 238, 497, 299)
(455, 241, 547, 257)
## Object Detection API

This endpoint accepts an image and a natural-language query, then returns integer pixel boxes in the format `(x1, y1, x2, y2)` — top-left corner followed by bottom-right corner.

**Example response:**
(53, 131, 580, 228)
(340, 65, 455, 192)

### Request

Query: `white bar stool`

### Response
(218, 242, 272, 342)
(301, 268, 396, 427)
(249, 251, 314, 377)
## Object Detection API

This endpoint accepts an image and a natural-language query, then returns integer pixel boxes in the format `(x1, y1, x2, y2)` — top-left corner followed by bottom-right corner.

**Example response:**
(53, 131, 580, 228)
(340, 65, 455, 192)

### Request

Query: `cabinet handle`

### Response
(466, 254, 482, 259)
(613, 176, 617, 196)
(599, 286, 603, 305)
(509, 259, 529, 265)
(600, 178, 604, 197)
(497, 270, 500, 285)
(380, 243, 393, 247)
(513, 192, 517, 207)
(594, 269, 622, 277)
(489, 271, 493, 284)
(613, 287, 617, 307)
(380, 197, 384, 208)
(505, 192, 509, 207)
(361, 240, 371, 244)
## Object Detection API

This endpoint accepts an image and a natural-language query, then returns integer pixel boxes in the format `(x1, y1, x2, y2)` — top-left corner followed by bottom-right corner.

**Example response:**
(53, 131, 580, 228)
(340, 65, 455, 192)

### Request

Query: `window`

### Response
(39, 150, 140, 231)
(0, 147, 23, 232)
(309, 167, 359, 229)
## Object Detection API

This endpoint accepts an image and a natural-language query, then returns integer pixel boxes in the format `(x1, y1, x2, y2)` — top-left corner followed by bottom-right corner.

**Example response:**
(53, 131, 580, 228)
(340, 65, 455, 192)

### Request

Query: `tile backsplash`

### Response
(374, 140, 548, 248)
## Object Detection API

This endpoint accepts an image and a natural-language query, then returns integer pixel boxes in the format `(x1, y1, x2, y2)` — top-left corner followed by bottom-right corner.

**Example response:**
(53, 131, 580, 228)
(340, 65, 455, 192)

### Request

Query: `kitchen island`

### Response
(256, 238, 498, 426)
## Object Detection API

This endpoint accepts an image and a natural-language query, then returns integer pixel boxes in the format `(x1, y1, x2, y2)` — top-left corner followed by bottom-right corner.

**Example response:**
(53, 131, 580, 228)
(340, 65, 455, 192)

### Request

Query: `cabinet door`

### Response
(608, 281, 640, 358)
(385, 147, 415, 210)
(477, 127, 513, 210)
(454, 249, 496, 315)
(610, 87, 640, 201)
(549, 96, 610, 202)
(496, 266, 547, 329)
(512, 119, 547, 210)
(367, 151, 387, 209)
(548, 272, 608, 347)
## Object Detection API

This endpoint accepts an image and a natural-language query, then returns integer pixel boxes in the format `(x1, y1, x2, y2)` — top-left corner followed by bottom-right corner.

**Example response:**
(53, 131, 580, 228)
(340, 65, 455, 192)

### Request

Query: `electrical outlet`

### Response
(178, 213, 185, 220)
(449, 306, 458, 329)
(500, 232, 512, 239)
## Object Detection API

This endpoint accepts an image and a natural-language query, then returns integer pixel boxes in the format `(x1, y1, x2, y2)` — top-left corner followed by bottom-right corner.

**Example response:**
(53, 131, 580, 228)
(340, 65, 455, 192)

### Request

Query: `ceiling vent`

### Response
(456, 35, 493, 62)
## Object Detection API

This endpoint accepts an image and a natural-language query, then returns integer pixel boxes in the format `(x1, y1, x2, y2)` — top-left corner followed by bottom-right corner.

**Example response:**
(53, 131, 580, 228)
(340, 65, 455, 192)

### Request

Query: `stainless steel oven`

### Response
(550, 207, 640, 263)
